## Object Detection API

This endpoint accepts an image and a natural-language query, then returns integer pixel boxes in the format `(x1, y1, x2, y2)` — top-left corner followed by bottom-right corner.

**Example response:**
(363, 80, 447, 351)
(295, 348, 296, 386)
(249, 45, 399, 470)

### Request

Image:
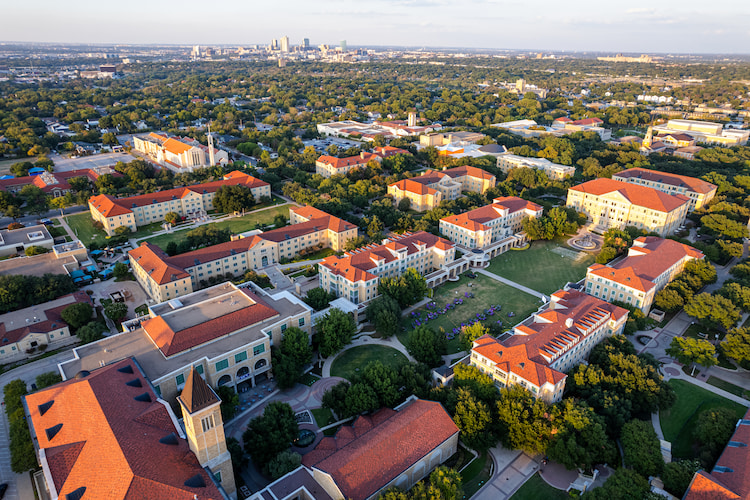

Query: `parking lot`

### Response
(52, 151, 136, 172)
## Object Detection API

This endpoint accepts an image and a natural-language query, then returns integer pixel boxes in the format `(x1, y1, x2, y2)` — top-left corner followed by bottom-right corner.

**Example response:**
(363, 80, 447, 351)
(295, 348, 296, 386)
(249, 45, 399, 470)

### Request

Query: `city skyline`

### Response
(0, 0, 747, 54)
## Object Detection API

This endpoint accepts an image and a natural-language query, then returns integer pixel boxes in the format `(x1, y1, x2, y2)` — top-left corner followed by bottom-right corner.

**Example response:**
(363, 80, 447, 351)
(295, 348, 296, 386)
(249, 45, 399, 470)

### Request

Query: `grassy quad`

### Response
(65, 212, 167, 247)
(330, 345, 408, 381)
(660, 379, 748, 460)
(486, 239, 595, 295)
(397, 274, 542, 354)
(510, 472, 569, 500)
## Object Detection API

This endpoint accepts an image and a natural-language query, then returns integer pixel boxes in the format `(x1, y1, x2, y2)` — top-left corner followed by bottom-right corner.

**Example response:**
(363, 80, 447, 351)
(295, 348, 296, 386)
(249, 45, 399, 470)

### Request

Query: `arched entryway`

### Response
(255, 359, 267, 370)
(237, 366, 252, 392)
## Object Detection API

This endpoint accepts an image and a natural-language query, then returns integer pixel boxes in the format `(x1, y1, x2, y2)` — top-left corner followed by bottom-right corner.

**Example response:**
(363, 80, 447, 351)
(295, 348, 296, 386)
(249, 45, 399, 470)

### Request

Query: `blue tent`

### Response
(99, 269, 113, 279)
(28, 167, 46, 176)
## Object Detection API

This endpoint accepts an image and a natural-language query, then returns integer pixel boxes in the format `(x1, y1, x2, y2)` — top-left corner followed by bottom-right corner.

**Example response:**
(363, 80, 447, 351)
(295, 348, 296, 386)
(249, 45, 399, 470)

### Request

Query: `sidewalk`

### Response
(662, 362, 750, 408)
(475, 269, 546, 300)
(473, 448, 541, 500)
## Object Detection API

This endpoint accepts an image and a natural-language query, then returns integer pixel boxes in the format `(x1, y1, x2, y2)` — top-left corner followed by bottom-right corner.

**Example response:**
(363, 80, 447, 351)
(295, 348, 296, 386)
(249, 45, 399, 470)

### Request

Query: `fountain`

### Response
(570, 233, 597, 250)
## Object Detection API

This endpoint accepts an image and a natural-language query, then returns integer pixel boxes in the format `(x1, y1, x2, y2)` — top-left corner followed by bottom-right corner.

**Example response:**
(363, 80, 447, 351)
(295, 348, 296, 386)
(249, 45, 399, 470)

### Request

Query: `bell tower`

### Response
(207, 124, 216, 167)
(178, 368, 236, 498)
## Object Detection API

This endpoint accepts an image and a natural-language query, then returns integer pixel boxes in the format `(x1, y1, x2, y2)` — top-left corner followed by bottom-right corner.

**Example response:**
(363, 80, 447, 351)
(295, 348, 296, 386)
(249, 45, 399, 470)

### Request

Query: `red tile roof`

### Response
(473, 335, 567, 387)
(569, 178, 690, 213)
(24, 358, 223, 500)
(302, 399, 458, 500)
(612, 167, 717, 195)
(0, 291, 92, 345)
(129, 242, 190, 285)
(441, 165, 495, 181)
(683, 471, 740, 500)
(373, 146, 411, 158)
(316, 154, 377, 170)
(440, 196, 542, 232)
(570, 117, 604, 126)
(389, 178, 439, 196)
(163, 137, 195, 155)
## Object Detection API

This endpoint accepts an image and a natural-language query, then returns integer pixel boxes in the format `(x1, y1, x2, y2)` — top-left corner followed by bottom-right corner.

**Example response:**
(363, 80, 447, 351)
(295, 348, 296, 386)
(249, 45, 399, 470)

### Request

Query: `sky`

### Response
(1, 0, 748, 54)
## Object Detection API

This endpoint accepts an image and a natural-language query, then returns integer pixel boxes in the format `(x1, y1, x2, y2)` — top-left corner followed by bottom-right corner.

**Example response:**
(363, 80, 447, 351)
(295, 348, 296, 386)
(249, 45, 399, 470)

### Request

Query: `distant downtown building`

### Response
(133, 132, 229, 172)
(89, 170, 270, 236)
(319, 231, 455, 305)
(585, 236, 704, 313)
(566, 178, 690, 236)
(129, 206, 357, 303)
(612, 167, 717, 212)
(495, 153, 576, 180)
(388, 166, 496, 212)
(470, 290, 628, 403)
(439, 196, 543, 250)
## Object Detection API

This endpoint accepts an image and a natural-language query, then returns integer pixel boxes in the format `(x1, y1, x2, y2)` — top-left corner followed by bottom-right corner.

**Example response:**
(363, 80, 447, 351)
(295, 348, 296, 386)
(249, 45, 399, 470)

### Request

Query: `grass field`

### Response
(143, 204, 291, 250)
(510, 473, 569, 500)
(461, 451, 494, 498)
(330, 345, 408, 381)
(65, 213, 109, 246)
(707, 376, 750, 399)
(0, 157, 38, 175)
(486, 239, 595, 295)
(660, 379, 747, 459)
(397, 274, 541, 354)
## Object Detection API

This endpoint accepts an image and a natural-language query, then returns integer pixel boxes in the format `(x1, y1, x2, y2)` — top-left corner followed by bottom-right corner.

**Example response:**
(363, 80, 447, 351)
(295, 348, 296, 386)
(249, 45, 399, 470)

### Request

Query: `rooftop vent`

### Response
(125, 378, 142, 388)
(184, 474, 206, 488)
(74, 370, 90, 379)
(117, 364, 133, 374)
(45, 423, 63, 440)
(66, 487, 86, 500)
(38, 401, 54, 416)
(159, 432, 179, 445)
(134, 392, 152, 403)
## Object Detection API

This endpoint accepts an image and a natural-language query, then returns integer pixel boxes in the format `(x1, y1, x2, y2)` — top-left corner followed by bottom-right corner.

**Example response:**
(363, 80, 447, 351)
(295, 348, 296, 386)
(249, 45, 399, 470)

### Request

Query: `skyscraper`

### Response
(280, 36, 290, 53)
(340, 40, 347, 53)
(302, 38, 310, 49)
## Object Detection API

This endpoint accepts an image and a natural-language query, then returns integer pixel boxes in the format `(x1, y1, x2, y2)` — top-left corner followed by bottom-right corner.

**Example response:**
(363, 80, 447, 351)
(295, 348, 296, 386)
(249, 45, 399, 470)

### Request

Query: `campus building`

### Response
(133, 132, 229, 172)
(495, 153, 576, 180)
(652, 119, 749, 146)
(316, 120, 441, 141)
(0, 291, 92, 363)
(59, 282, 312, 403)
(0, 167, 119, 197)
(89, 170, 271, 235)
(551, 117, 612, 140)
(24, 358, 234, 500)
(387, 166, 496, 212)
(492, 119, 610, 140)
(585, 237, 704, 313)
(566, 178, 690, 236)
(470, 290, 628, 403)
(439, 197, 543, 250)
(129, 206, 357, 303)
(0, 224, 54, 257)
(612, 167, 717, 212)
(300, 398, 459, 500)
(315, 153, 381, 178)
(319, 231, 455, 305)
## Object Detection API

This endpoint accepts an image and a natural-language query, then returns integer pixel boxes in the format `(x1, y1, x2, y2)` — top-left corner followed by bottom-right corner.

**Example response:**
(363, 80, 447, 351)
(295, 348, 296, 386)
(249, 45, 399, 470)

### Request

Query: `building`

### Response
(300, 398, 459, 500)
(652, 119, 749, 146)
(59, 282, 311, 402)
(280, 36, 290, 52)
(551, 117, 612, 140)
(496, 153, 576, 180)
(612, 167, 717, 212)
(319, 231, 455, 305)
(0, 167, 118, 197)
(133, 132, 229, 172)
(0, 291, 92, 363)
(387, 166, 496, 212)
(24, 358, 233, 500)
(419, 131, 486, 147)
(566, 178, 690, 236)
(585, 237, 704, 313)
(315, 153, 381, 178)
(0, 224, 53, 257)
(439, 197, 543, 250)
(597, 54, 654, 63)
(129, 206, 357, 302)
(683, 407, 750, 500)
(470, 290, 628, 403)
(492, 119, 610, 140)
(317, 120, 441, 141)
(89, 170, 270, 235)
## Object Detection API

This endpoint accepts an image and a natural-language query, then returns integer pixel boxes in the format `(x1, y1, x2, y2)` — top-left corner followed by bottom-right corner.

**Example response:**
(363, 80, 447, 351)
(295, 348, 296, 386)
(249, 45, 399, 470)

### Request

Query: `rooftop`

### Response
(612, 167, 717, 195)
(569, 178, 690, 213)
(0, 291, 91, 345)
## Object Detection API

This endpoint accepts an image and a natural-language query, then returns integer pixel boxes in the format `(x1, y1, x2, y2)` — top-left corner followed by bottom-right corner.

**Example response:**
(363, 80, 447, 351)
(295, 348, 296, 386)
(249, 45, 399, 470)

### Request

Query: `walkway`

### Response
(661, 361, 750, 408)
(321, 335, 415, 378)
(475, 269, 546, 300)
(473, 448, 540, 500)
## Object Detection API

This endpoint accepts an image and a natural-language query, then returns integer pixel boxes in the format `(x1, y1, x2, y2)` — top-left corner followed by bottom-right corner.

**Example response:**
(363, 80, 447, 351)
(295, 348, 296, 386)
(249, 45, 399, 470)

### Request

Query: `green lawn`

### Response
(65, 212, 109, 246)
(143, 204, 291, 250)
(660, 379, 748, 459)
(397, 274, 542, 354)
(486, 239, 595, 295)
(510, 473, 569, 500)
(707, 376, 750, 399)
(461, 451, 494, 498)
(291, 247, 335, 262)
(311, 407, 335, 428)
(330, 345, 408, 381)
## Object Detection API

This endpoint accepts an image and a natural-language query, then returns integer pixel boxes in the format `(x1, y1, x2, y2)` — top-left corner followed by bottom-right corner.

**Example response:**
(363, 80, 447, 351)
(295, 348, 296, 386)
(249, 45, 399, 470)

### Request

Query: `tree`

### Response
(694, 407, 738, 467)
(547, 400, 616, 471)
(76, 321, 106, 343)
(272, 327, 313, 389)
(666, 336, 717, 375)
(25, 245, 48, 256)
(322, 380, 351, 418)
(113, 262, 129, 280)
(61, 302, 93, 330)
(583, 468, 649, 500)
(684, 293, 741, 330)
(164, 211, 181, 224)
(701, 214, 748, 240)
(7, 222, 24, 230)
(460, 323, 489, 350)
(595, 246, 618, 264)
(217, 385, 240, 421)
(35, 372, 62, 390)
(359, 360, 402, 408)
(365, 295, 401, 337)
(19, 185, 48, 214)
(620, 419, 664, 477)
(165, 241, 178, 256)
(267, 451, 302, 480)
(398, 198, 411, 212)
(453, 388, 494, 450)
(304, 287, 336, 311)
(426, 466, 463, 500)
(662, 460, 700, 498)
(242, 401, 298, 467)
(654, 288, 684, 313)
(227, 437, 248, 477)
(10, 161, 32, 177)
(378, 268, 428, 308)
(721, 327, 750, 366)
(316, 308, 356, 358)
(104, 301, 129, 322)
(496, 385, 555, 454)
(213, 185, 255, 213)
(367, 215, 384, 239)
(274, 214, 287, 228)
(345, 383, 380, 415)
(407, 325, 446, 367)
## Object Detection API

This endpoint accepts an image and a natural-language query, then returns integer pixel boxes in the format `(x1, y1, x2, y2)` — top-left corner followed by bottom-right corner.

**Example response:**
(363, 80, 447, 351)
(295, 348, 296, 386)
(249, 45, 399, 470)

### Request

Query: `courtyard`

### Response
(486, 239, 594, 296)
(329, 345, 408, 381)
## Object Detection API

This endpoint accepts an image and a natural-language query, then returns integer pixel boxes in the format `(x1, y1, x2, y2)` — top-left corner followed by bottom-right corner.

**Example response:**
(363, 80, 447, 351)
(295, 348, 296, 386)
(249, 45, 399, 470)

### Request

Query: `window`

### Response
(299, 317, 305, 327)
(201, 414, 215, 432)
(281, 324, 287, 332)
(154, 385, 161, 396)
(253, 344, 265, 356)
(215, 359, 229, 372)
(196, 365, 204, 375)
(235, 351, 248, 363)
(214, 471, 222, 483)
(176, 373, 185, 386)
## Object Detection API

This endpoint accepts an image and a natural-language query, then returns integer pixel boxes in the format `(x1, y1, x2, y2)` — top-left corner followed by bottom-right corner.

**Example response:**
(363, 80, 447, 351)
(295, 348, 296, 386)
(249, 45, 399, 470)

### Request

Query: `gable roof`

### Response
(24, 358, 223, 500)
(316, 154, 376, 170)
(302, 399, 458, 500)
(440, 196, 542, 232)
(569, 178, 690, 213)
(0, 291, 92, 345)
(389, 178, 439, 196)
(129, 243, 190, 285)
(612, 167, 717, 195)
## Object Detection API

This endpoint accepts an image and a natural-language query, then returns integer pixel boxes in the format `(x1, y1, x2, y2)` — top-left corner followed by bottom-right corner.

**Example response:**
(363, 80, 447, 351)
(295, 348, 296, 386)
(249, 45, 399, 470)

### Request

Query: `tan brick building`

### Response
(612, 167, 717, 212)
(388, 166, 496, 212)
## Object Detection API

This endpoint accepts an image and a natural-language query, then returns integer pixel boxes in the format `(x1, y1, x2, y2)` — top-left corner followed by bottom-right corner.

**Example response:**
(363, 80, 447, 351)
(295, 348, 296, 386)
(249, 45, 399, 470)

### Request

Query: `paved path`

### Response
(652, 412, 665, 440)
(473, 448, 541, 500)
(321, 335, 415, 378)
(475, 269, 546, 300)
(661, 362, 750, 407)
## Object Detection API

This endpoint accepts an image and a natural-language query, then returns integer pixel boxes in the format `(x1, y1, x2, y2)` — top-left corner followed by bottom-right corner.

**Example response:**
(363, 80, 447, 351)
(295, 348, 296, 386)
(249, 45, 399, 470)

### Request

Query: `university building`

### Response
(495, 153, 576, 180)
(652, 119, 749, 146)
(89, 170, 271, 236)
(439, 196, 543, 250)
(129, 206, 357, 303)
(315, 153, 381, 178)
(319, 231, 455, 305)
(566, 178, 689, 236)
(133, 132, 230, 172)
(387, 166, 496, 212)
(585, 236, 704, 313)
(470, 290, 628, 403)
(612, 167, 717, 212)
(25, 358, 236, 499)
